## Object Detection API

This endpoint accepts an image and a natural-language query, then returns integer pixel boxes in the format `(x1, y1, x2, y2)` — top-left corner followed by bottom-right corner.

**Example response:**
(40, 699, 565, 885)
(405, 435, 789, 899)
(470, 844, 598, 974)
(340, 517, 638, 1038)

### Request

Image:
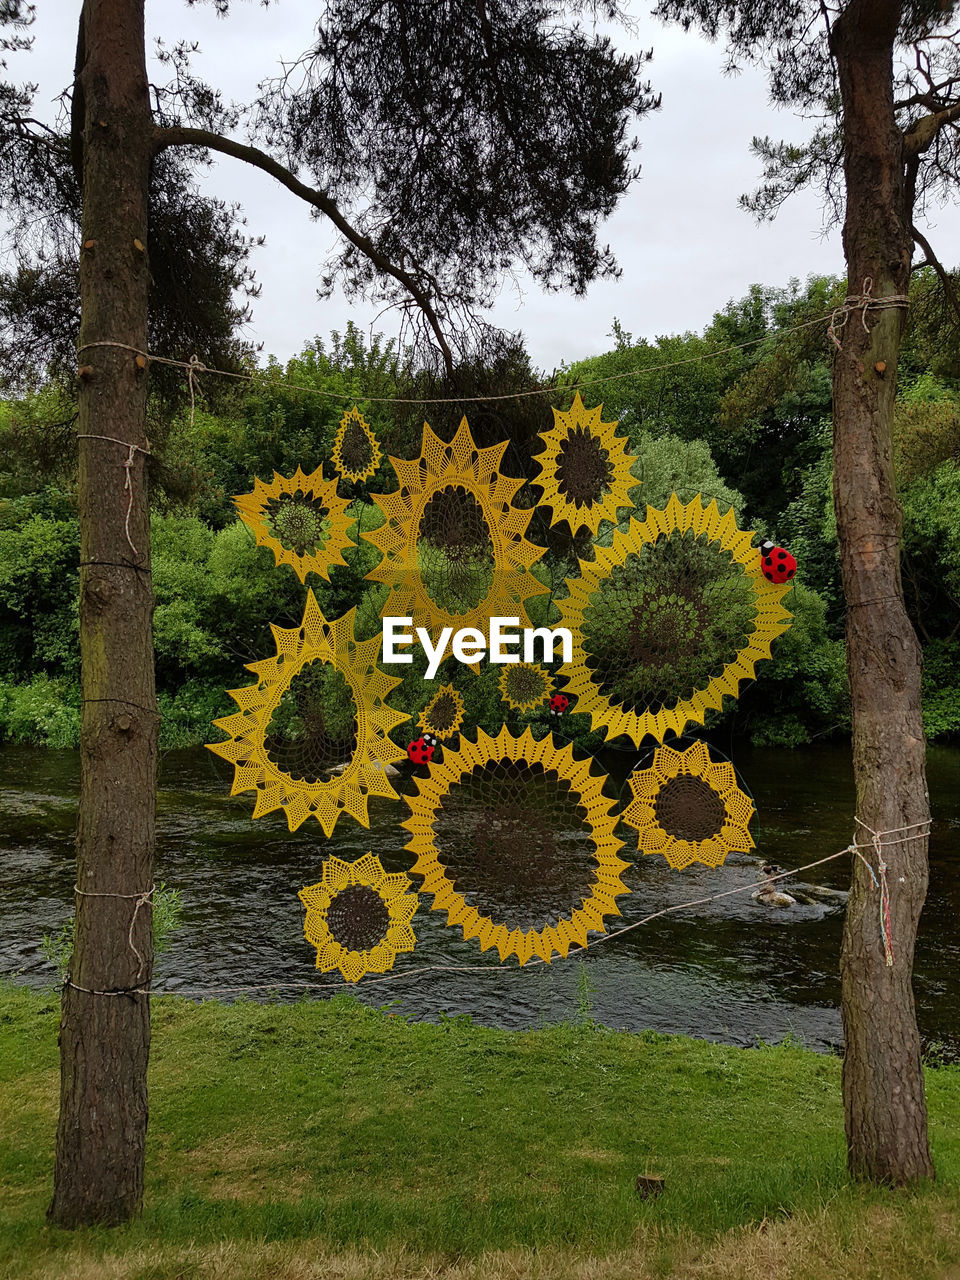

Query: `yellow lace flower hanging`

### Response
(299, 852, 419, 981)
(533, 393, 638, 534)
(233, 465, 355, 583)
(499, 661, 553, 712)
(418, 683, 466, 738)
(363, 417, 549, 641)
(621, 740, 755, 870)
(556, 494, 793, 746)
(403, 726, 629, 964)
(332, 405, 382, 483)
(207, 593, 409, 835)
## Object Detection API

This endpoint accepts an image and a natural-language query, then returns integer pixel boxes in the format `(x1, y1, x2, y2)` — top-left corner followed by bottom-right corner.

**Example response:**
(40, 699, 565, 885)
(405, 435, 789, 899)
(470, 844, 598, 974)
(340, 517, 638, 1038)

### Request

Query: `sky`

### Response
(12, 2, 960, 374)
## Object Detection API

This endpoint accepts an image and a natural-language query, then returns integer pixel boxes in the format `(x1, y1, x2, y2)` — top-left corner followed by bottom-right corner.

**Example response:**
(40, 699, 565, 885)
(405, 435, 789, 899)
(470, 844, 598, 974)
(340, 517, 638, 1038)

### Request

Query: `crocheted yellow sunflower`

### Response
(207, 593, 408, 835)
(557, 494, 792, 746)
(622, 740, 755, 870)
(299, 852, 419, 981)
(233, 465, 355, 583)
(363, 417, 548, 641)
(533, 393, 637, 534)
(499, 661, 553, 712)
(332, 404, 382, 483)
(403, 726, 629, 964)
(418, 683, 466, 738)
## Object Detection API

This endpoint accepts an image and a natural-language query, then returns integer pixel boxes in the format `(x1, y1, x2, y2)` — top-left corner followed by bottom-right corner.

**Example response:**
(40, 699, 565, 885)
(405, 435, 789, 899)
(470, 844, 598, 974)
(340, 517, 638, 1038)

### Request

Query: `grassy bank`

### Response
(1, 985, 960, 1279)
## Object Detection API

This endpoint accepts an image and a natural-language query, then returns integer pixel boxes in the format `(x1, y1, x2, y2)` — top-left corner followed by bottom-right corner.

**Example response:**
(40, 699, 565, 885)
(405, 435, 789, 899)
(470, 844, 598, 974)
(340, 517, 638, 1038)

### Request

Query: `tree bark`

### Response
(48, 0, 157, 1228)
(830, 0, 934, 1184)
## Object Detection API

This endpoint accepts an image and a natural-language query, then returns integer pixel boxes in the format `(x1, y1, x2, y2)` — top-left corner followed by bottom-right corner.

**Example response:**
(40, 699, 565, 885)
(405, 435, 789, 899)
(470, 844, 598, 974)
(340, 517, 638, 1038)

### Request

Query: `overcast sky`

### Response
(14, 3, 960, 373)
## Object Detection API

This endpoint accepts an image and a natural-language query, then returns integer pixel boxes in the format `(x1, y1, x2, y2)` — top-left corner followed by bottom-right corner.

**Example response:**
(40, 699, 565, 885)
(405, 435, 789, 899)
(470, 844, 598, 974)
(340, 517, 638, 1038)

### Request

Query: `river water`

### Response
(1, 741, 957, 1053)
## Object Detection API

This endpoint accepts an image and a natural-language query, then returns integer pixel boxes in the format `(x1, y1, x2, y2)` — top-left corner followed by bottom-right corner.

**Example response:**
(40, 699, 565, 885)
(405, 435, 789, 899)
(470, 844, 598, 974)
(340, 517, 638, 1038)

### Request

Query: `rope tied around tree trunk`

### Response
(828, 277, 911, 350)
(853, 817, 933, 968)
(76, 433, 152, 560)
(68, 883, 155, 992)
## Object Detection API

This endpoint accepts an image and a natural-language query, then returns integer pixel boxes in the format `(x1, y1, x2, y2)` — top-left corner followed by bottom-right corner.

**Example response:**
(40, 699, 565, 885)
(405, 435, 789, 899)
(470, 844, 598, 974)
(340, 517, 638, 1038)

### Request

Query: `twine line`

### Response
(61, 825, 930, 1000)
(76, 309, 840, 409)
(828, 277, 910, 351)
(76, 433, 151, 560)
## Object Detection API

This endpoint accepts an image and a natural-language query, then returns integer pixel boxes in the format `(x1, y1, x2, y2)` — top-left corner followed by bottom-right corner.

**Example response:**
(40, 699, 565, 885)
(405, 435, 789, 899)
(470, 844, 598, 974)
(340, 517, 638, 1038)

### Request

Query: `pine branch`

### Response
(153, 124, 455, 374)
(911, 223, 960, 327)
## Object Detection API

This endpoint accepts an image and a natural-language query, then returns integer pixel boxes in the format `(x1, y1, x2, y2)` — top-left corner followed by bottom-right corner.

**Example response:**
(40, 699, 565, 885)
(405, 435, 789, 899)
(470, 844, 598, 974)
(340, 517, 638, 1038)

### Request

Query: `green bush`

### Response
(0, 676, 81, 748)
(739, 584, 849, 746)
(922, 639, 960, 741)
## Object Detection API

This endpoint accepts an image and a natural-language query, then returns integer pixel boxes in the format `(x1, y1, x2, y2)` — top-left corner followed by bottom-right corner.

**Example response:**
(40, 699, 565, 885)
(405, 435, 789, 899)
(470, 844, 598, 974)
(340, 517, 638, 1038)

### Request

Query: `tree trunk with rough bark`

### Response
(830, 0, 934, 1185)
(48, 0, 157, 1228)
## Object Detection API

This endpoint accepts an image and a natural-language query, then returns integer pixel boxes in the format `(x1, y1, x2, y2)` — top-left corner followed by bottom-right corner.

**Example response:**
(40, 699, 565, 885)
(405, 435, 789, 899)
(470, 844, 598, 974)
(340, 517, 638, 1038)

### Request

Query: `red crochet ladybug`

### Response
(407, 737, 434, 765)
(549, 693, 569, 716)
(760, 540, 797, 584)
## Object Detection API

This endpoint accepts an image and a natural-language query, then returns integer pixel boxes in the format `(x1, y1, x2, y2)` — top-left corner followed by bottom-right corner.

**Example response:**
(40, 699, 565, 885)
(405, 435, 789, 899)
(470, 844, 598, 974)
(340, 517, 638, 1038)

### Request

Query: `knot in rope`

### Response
(828, 277, 911, 350)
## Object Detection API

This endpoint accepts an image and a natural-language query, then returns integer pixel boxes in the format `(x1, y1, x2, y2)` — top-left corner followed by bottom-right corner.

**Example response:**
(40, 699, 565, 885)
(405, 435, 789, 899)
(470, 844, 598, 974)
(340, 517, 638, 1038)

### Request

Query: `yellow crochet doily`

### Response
(207, 592, 408, 835)
(299, 852, 419, 981)
(622, 741, 756, 870)
(233, 465, 355, 583)
(418, 683, 466, 738)
(403, 726, 629, 964)
(363, 417, 548, 641)
(499, 661, 554, 712)
(557, 494, 792, 746)
(533, 393, 638, 534)
(332, 405, 382, 483)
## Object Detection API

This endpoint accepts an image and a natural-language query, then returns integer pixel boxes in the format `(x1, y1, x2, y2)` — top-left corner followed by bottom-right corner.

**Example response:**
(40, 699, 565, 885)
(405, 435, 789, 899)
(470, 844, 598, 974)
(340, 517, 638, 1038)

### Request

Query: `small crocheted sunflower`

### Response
(418, 683, 466, 739)
(499, 662, 554, 713)
(299, 852, 419, 981)
(622, 740, 755, 870)
(332, 405, 382, 483)
(233, 465, 355, 583)
(533, 393, 637, 534)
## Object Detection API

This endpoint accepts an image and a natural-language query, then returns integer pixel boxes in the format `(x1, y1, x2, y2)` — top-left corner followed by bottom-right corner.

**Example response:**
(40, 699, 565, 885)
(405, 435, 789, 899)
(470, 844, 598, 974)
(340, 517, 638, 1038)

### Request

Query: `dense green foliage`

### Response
(2, 984, 960, 1277)
(1, 275, 957, 752)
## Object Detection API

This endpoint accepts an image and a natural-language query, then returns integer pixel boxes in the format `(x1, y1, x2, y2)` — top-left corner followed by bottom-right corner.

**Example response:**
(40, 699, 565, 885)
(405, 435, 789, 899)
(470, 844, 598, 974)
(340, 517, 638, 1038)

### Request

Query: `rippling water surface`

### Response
(1, 741, 957, 1053)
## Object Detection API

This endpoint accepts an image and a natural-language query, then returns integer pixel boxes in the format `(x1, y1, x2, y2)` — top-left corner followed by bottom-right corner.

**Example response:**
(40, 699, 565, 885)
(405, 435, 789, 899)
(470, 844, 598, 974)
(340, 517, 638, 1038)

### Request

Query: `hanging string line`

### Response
(76, 433, 152, 560)
(187, 353, 205, 429)
(60, 824, 930, 1000)
(76, 307, 843, 409)
(827, 277, 911, 351)
(69, 884, 155, 991)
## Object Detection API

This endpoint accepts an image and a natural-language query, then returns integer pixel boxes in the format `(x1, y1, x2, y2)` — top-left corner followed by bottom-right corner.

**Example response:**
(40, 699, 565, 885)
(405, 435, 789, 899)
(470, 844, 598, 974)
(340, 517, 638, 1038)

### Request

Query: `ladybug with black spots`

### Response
(759, 540, 797, 585)
(407, 737, 434, 765)
(549, 693, 570, 717)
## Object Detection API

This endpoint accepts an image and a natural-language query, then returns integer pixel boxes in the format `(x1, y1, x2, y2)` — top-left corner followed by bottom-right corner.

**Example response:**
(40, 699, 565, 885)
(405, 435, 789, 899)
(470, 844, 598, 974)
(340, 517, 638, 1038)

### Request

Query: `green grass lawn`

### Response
(2, 982, 959, 1279)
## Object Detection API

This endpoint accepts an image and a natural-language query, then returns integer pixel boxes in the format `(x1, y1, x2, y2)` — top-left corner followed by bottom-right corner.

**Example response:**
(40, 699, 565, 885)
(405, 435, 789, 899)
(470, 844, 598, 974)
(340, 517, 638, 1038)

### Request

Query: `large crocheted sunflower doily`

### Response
(363, 417, 549, 642)
(403, 726, 629, 964)
(207, 592, 408, 835)
(556, 494, 792, 746)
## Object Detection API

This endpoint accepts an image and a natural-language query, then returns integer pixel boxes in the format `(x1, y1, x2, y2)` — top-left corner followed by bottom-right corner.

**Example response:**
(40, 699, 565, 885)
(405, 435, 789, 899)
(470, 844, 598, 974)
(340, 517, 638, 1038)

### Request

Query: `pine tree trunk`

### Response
(48, 0, 157, 1228)
(830, 0, 934, 1184)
